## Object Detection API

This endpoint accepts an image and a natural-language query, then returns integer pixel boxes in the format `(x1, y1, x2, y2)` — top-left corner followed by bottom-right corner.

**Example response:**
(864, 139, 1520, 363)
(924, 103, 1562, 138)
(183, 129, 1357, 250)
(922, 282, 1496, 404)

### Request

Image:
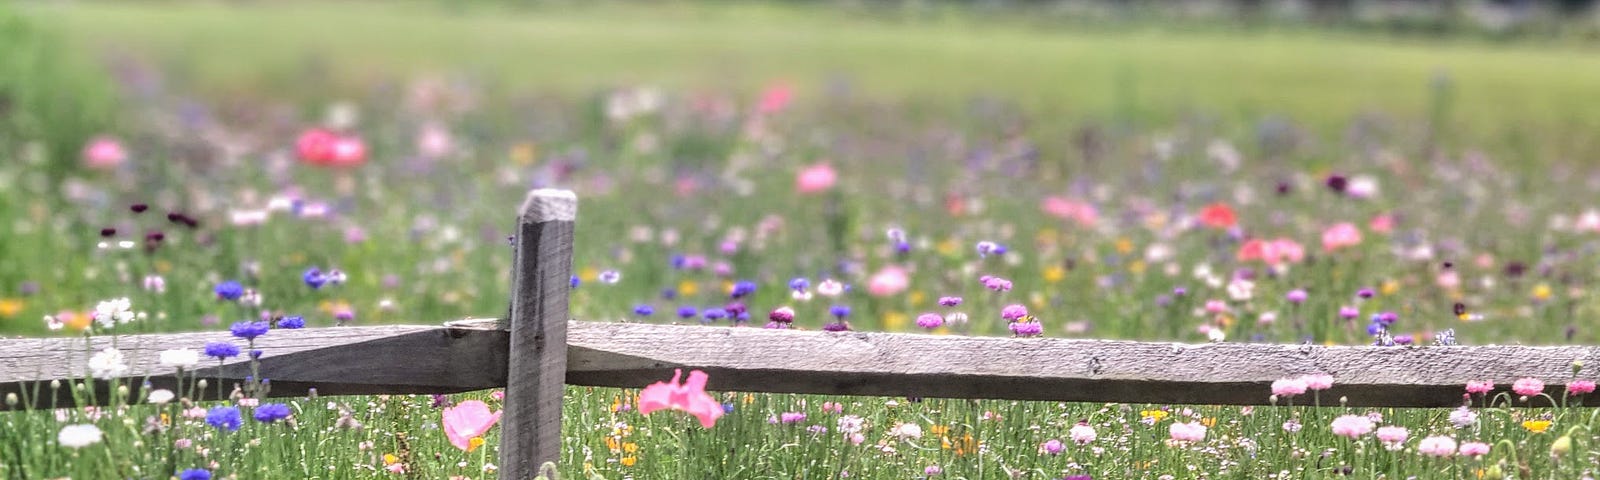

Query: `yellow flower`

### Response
(468, 437, 485, 453)
(0, 298, 22, 318)
(929, 425, 949, 436)
(1380, 279, 1400, 296)
(678, 281, 699, 297)
(1114, 238, 1134, 255)
(1533, 284, 1552, 302)
(383, 453, 400, 465)
(1200, 417, 1216, 428)
(1141, 410, 1169, 422)
(1523, 419, 1553, 433)
(936, 239, 958, 256)
(883, 312, 908, 331)
(605, 436, 620, 453)
(63, 311, 92, 331)
(154, 260, 172, 274)
(511, 142, 537, 166)
(623, 442, 638, 454)
(1129, 260, 1147, 275)
(620, 456, 637, 467)
(1043, 266, 1065, 283)
(908, 290, 926, 307)
(579, 267, 599, 283)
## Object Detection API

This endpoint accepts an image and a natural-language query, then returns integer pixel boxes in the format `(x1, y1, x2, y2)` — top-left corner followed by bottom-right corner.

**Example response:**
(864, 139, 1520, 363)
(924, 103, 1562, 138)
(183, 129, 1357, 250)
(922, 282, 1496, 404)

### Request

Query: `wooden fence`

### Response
(4, 189, 1600, 478)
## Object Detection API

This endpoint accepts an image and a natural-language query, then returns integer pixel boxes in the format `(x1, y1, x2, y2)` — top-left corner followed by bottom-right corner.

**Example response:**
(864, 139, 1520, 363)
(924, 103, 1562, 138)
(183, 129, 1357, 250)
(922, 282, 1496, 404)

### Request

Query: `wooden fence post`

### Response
(500, 189, 576, 479)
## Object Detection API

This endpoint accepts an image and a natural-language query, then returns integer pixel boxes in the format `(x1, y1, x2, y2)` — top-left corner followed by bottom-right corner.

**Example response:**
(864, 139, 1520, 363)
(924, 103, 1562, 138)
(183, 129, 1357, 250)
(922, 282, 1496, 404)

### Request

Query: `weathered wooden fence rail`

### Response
(3, 189, 1598, 478)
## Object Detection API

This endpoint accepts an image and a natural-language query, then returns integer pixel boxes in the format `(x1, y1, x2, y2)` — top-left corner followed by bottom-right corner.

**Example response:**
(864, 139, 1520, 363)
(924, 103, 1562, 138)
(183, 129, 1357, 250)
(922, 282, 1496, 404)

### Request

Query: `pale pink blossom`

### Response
(796, 163, 837, 194)
(1465, 381, 1494, 395)
(1458, 441, 1491, 457)
(441, 400, 502, 451)
(1301, 374, 1334, 391)
(1271, 378, 1308, 398)
(81, 136, 127, 170)
(1512, 377, 1545, 397)
(1375, 426, 1409, 448)
(1168, 421, 1207, 443)
(866, 266, 910, 297)
(1321, 223, 1363, 253)
(638, 369, 723, 428)
(1417, 435, 1456, 457)
(1330, 415, 1374, 439)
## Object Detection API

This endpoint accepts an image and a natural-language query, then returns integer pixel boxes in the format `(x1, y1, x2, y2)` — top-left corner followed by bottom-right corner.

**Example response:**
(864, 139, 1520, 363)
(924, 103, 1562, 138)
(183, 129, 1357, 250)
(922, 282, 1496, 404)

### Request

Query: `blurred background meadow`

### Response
(9, 0, 1600, 478)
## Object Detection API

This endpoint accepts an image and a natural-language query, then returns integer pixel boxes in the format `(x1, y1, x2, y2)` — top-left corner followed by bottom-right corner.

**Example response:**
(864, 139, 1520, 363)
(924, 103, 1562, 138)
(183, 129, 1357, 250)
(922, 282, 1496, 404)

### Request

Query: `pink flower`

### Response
(866, 266, 909, 297)
(638, 369, 724, 428)
(441, 400, 502, 451)
(1512, 377, 1545, 397)
(1458, 441, 1491, 457)
(796, 163, 838, 194)
(1168, 421, 1207, 443)
(1567, 380, 1596, 395)
(1069, 423, 1097, 445)
(385, 463, 406, 474)
(330, 136, 367, 167)
(1465, 381, 1494, 395)
(914, 313, 943, 330)
(1041, 197, 1098, 227)
(81, 136, 127, 170)
(1375, 426, 1409, 447)
(296, 128, 339, 165)
(1271, 378, 1308, 398)
(1368, 213, 1395, 234)
(1272, 238, 1306, 264)
(1040, 439, 1064, 455)
(1320, 223, 1363, 253)
(1417, 435, 1456, 457)
(757, 82, 794, 115)
(1330, 415, 1374, 439)
(1300, 374, 1334, 391)
(489, 390, 504, 401)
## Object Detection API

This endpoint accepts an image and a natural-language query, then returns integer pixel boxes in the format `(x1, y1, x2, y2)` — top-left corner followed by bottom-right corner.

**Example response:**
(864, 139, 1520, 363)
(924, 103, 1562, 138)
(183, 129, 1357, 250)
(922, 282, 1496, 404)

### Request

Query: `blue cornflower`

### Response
(722, 402, 735, 414)
(570, 275, 580, 288)
(703, 308, 728, 322)
(206, 406, 242, 432)
(736, 312, 751, 323)
(829, 305, 851, 319)
(633, 305, 654, 316)
(214, 281, 244, 301)
(250, 350, 263, 360)
(894, 241, 911, 254)
(276, 316, 305, 329)
(676, 306, 697, 319)
(730, 281, 757, 299)
(230, 321, 271, 340)
(177, 469, 212, 480)
(670, 254, 687, 270)
(254, 403, 292, 423)
(789, 277, 810, 291)
(1366, 322, 1386, 336)
(203, 342, 240, 360)
(303, 267, 327, 289)
(661, 288, 678, 300)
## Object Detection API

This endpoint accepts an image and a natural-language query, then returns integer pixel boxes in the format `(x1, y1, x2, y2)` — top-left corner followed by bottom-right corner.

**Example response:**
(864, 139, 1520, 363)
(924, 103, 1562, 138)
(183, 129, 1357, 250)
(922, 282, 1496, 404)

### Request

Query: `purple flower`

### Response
(570, 276, 581, 288)
(823, 322, 850, 332)
(633, 305, 654, 316)
(915, 313, 944, 330)
(1286, 289, 1307, 303)
(214, 281, 244, 301)
(230, 321, 271, 340)
(303, 268, 327, 289)
(1001, 304, 1029, 321)
(703, 308, 728, 322)
(1356, 288, 1374, 299)
(788, 278, 810, 291)
(177, 469, 211, 480)
(206, 406, 242, 432)
(731, 281, 757, 298)
(676, 306, 697, 319)
(937, 296, 963, 307)
(253, 403, 292, 423)
(203, 342, 240, 360)
(1041, 439, 1064, 455)
(275, 316, 305, 329)
(829, 305, 851, 319)
(982, 276, 1013, 291)
(1010, 321, 1043, 337)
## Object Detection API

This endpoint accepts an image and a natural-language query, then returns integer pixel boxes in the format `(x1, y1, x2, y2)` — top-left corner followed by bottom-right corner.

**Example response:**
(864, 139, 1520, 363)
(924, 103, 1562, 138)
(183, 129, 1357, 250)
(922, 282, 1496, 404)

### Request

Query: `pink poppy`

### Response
(441, 400, 502, 451)
(866, 266, 910, 297)
(1198, 203, 1237, 229)
(638, 369, 723, 428)
(1041, 197, 1098, 227)
(1320, 223, 1363, 253)
(1369, 213, 1395, 234)
(757, 82, 794, 115)
(296, 128, 339, 165)
(796, 163, 837, 194)
(1271, 238, 1305, 263)
(81, 136, 127, 170)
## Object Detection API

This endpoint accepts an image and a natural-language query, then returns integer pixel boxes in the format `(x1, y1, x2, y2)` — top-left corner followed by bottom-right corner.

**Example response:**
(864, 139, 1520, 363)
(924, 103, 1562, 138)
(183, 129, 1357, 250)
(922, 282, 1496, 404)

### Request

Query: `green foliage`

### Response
(0, 4, 117, 179)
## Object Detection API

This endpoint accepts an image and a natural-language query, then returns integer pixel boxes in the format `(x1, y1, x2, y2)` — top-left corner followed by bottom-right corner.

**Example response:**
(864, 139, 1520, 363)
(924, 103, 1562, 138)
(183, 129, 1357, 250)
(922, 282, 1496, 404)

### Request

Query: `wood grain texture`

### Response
(501, 189, 576, 479)
(566, 322, 1600, 408)
(0, 323, 506, 410)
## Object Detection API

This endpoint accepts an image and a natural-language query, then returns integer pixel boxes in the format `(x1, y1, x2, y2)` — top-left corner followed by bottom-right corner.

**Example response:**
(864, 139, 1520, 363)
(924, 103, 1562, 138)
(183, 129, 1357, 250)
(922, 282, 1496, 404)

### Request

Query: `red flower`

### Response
(1198, 203, 1237, 229)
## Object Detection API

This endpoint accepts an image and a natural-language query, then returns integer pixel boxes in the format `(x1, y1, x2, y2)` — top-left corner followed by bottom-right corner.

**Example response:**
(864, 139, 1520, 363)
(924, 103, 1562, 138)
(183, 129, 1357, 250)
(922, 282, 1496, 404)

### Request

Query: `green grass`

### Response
(34, 1, 1600, 150)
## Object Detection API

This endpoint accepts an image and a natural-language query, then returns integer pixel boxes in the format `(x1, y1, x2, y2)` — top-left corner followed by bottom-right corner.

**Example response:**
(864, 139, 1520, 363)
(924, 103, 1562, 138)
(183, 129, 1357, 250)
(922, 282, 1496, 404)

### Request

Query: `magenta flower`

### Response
(1567, 380, 1596, 395)
(638, 369, 724, 428)
(796, 163, 838, 194)
(1512, 378, 1545, 397)
(1000, 304, 1028, 321)
(914, 313, 943, 330)
(1040, 439, 1064, 455)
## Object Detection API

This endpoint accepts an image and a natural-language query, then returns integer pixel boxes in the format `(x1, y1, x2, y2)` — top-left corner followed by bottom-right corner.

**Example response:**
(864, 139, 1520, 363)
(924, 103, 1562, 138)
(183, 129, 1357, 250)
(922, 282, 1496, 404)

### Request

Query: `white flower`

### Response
(44, 315, 63, 331)
(816, 280, 845, 297)
(1226, 278, 1255, 301)
(837, 415, 865, 435)
(890, 422, 923, 440)
(158, 349, 200, 369)
(147, 389, 174, 404)
(57, 424, 103, 448)
(87, 348, 128, 380)
(91, 298, 134, 329)
(1207, 328, 1227, 343)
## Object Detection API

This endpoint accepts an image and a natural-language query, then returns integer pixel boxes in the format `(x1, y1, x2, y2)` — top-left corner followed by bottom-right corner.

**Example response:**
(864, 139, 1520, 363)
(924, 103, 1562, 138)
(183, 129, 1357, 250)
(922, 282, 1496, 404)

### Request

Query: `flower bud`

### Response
(1552, 435, 1573, 456)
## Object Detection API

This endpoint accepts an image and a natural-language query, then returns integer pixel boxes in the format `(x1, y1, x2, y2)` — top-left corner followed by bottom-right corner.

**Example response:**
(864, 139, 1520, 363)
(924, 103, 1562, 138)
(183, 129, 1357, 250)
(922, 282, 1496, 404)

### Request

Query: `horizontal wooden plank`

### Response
(6, 320, 1599, 408)
(566, 322, 1600, 408)
(0, 322, 507, 410)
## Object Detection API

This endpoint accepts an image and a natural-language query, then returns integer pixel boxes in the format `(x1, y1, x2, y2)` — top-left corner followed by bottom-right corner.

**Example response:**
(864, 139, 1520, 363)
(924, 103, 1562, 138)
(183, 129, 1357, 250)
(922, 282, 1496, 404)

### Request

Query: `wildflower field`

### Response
(8, 1, 1600, 479)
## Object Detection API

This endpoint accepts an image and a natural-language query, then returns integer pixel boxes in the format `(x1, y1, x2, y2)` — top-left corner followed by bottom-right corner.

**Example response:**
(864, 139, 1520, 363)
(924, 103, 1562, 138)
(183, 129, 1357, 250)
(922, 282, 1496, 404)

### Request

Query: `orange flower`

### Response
(1198, 203, 1237, 229)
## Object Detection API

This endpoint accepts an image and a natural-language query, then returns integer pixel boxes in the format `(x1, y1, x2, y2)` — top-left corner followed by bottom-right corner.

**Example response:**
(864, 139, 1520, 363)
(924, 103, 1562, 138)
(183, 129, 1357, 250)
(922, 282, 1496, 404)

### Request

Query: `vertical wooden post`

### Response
(501, 189, 575, 478)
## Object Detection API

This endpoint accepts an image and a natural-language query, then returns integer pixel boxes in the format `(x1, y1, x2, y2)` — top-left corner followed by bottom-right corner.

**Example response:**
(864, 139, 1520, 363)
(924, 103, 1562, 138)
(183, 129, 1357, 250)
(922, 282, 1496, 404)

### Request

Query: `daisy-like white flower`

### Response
(58, 424, 103, 448)
(87, 347, 128, 380)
